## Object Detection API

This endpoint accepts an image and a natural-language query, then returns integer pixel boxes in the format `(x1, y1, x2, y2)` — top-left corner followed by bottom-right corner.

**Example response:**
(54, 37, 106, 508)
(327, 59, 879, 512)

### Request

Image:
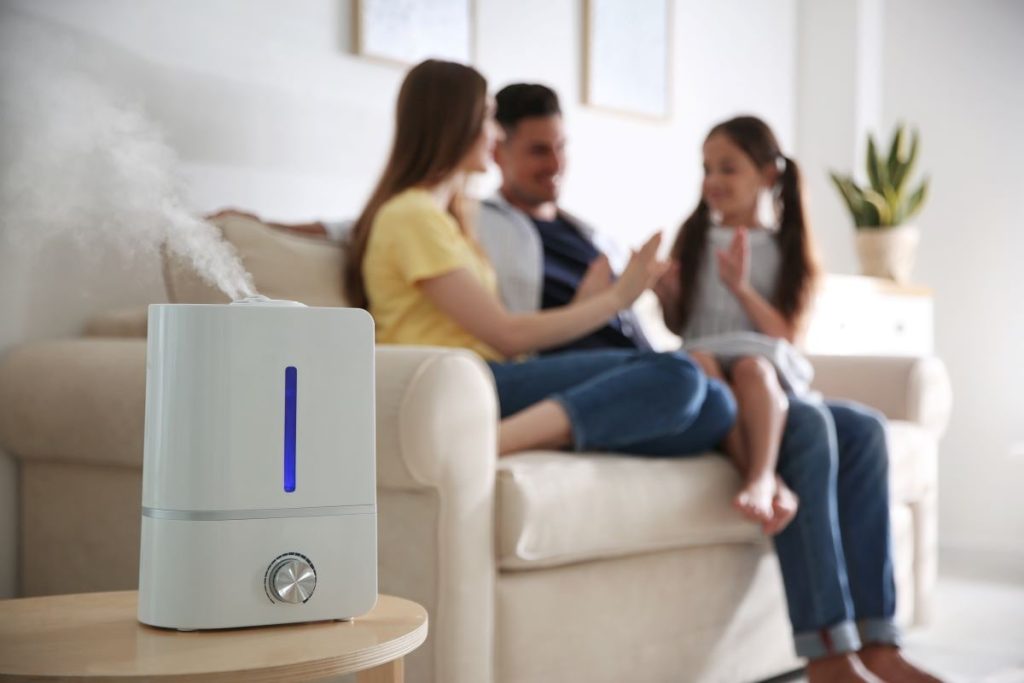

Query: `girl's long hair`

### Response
(344, 59, 488, 309)
(669, 115, 821, 334)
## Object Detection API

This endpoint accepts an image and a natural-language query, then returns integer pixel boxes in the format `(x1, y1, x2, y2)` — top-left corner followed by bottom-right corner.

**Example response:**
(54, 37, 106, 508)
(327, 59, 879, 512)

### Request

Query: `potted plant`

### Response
(830, 124, 929, 283)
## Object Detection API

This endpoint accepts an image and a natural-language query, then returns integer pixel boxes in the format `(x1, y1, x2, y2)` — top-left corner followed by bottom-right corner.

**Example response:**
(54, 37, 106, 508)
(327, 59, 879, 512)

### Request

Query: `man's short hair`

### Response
(494, 83, 561, 133)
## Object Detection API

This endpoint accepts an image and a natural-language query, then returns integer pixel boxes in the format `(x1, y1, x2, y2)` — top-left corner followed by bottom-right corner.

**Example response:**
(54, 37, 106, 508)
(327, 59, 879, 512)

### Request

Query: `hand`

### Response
(612, 232, 667, 308)
(715, 227, 750, 294)
(573, 254, 613, 302)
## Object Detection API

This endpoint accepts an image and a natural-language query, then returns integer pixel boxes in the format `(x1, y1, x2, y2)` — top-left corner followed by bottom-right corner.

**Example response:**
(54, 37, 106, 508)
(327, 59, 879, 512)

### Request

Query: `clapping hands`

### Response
(613, 232, 668, 308)
(716, 227, 750, 294)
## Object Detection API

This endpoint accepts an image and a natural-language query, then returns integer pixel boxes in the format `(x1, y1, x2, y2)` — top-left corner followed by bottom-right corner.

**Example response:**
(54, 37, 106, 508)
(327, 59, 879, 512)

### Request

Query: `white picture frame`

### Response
(583, 0, 672, 120)
(354, 0, 474, 66)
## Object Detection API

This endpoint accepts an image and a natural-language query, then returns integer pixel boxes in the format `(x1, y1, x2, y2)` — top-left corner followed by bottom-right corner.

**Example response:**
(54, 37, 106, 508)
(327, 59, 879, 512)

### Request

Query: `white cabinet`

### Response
(803, 275, 934, 356)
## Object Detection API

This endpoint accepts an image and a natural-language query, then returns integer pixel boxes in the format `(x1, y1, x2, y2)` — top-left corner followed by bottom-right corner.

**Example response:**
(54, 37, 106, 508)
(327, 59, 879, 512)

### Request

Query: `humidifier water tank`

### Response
(137, 300, 377, 629)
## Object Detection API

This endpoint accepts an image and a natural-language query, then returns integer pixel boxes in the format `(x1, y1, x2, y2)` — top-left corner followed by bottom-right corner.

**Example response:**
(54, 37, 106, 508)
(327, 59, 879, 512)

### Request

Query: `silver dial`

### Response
(266, 554, 316, 604)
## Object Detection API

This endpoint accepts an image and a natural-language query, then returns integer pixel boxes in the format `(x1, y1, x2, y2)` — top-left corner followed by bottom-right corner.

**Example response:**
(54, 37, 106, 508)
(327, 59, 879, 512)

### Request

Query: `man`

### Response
(476, 83, 940, 683)
(476, 84, 651, 355)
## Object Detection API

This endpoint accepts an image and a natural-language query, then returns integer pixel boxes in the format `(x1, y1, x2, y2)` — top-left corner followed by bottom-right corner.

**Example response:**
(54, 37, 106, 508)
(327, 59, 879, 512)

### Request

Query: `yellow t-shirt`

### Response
(364, 188, 503, 361)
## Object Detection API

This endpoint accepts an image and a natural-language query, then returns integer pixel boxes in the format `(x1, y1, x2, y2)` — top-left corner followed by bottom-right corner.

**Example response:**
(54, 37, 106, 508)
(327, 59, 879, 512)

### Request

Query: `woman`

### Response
(345, 59, 735, 458)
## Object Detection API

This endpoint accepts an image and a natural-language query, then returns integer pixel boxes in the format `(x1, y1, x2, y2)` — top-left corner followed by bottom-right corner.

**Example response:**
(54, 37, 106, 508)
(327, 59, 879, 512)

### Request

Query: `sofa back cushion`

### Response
(164, 214, 348, 307)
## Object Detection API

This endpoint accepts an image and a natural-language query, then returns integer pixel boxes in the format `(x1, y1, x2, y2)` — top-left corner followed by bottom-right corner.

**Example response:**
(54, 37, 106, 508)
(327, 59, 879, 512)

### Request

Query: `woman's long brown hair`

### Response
(668, 116, 822, 335)
(344, 59, 488, 309)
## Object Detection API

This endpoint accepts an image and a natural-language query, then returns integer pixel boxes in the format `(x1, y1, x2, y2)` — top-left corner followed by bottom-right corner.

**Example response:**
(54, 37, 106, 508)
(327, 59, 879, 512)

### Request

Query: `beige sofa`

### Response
(0, 216, 952, 683)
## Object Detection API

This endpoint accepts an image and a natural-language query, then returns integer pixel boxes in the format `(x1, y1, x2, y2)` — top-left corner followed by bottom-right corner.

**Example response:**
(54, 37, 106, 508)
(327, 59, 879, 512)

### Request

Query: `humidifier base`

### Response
(137, 510, 377, 630)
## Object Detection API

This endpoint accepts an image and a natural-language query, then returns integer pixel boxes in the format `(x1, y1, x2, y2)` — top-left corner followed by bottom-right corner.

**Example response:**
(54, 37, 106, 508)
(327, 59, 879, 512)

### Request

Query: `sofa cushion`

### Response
(82, 306, 150, 338)
(164, 214, 347, 307)
(0, 339, 147, 469)
(496, 419, 937, 570)
(496, 451, 756, 570)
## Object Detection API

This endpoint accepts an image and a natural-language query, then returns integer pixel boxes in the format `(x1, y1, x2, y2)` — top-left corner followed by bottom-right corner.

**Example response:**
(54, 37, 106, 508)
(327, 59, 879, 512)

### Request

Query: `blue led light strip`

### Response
(284, 366, 297, 493)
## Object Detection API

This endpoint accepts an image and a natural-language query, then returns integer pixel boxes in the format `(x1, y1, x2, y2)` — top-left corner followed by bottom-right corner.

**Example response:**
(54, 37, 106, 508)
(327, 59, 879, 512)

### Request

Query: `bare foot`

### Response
(859, 644, 945, 682)
(733, 473, 775, 523)
(807, 653, 884, 683)
(762, 475, 799, 536)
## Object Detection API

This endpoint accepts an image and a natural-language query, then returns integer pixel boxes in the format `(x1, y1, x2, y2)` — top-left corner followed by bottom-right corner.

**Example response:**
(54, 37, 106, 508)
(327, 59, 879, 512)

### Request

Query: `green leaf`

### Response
(859, 200, 881, 227)
(891, 196, 905, 225)
(892, 128, 920, 194)
(865, 134, 890, 194)
(887, 124, 905, 185)
(831, 172, 871, 227)
(884, 185, 903, 224)
(837, 123, 927, 227)
(862, 187, 892, 226)
(903, 177, 929, 221)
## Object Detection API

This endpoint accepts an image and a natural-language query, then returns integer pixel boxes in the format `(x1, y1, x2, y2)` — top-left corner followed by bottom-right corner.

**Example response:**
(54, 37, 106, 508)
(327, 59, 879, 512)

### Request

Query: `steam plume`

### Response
(0, 12, 256, 300)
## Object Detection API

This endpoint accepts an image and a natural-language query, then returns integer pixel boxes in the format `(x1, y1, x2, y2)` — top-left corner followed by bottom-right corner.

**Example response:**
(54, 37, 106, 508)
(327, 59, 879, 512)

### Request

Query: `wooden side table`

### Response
(0, 591, 427, 682)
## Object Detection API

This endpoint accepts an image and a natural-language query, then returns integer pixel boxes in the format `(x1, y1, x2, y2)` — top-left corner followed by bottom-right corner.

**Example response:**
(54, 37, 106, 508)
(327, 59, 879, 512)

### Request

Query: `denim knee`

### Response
(780, 399, 836, 483)
(635, 350, 708, 430)
(639, 348, 703, 390)
(842, 406, 890, 479)
(861, 409, 887, 455)
(703, 378, 737, 444)
(648, 350, 702, 381)
(786, 400, 832, 450)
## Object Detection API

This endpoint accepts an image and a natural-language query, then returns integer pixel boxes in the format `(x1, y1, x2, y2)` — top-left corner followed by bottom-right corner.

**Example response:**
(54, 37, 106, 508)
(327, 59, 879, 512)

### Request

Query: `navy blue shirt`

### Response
(531, 216, 646, 354)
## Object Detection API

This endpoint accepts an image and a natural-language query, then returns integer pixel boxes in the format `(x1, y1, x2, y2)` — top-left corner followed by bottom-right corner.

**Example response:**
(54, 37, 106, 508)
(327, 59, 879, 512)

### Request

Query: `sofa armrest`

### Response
(0, 339, 147, 468)
(808, 354, 952, 438)
(373, 344, 498, 683)
(375, 344, 498, 490)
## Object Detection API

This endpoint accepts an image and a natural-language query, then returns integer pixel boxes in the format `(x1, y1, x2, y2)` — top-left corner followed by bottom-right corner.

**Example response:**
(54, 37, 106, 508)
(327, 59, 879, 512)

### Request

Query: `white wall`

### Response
(795, 0, 884, 274)
(0, 0, 798, 596)
(882, 0, 1024, 565)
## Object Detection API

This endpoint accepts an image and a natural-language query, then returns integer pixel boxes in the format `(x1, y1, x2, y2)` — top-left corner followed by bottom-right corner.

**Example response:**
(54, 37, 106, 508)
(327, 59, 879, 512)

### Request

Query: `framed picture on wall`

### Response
(354, 0, 474, 66)
(583, 0, 671, 119)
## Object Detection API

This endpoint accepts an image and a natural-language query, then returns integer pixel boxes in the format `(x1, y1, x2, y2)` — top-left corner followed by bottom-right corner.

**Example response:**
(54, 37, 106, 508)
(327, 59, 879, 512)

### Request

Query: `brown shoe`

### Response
(806, 653, 885, 683)
(858, 644, 945, 682)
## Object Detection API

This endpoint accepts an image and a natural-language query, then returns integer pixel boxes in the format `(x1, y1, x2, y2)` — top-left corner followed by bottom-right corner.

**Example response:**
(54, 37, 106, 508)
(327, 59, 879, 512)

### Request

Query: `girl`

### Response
(657, 117, 943, 682)
(657, 116, 820, 532)
(345, 59, 735, 458)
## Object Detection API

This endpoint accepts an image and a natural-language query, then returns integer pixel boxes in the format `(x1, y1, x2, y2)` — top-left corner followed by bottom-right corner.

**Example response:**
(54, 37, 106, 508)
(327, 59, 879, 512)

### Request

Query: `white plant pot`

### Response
(855, 224, 920, 284)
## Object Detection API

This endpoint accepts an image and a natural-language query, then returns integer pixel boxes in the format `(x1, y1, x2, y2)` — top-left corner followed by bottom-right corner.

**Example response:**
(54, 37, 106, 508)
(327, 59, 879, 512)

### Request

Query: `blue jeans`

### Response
(487, 349, 735, 456)
(774, 396, 900, 659)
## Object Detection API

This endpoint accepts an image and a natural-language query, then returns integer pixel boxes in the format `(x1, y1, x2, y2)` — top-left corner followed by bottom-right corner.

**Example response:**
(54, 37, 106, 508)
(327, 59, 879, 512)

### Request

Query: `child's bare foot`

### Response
(807, 653, 884, 683)
(733, 474, 776, 523)
(859, 644, 945, 682)
(762, 475, 799, 536)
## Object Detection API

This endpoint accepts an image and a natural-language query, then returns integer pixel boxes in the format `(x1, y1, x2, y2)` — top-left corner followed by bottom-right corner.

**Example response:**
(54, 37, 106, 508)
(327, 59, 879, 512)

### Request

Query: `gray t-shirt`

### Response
(683, 226, 781, 341)
(681, 226, 815, 396)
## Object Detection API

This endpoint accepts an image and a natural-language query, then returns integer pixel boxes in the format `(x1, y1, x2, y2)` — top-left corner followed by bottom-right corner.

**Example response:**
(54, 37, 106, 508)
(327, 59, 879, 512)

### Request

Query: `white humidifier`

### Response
(137, 299, 377, 630)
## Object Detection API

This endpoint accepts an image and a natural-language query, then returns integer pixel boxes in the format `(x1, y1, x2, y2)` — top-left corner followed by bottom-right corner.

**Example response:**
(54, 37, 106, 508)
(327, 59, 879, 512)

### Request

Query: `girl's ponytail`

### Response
(668, 198, 713, 335)
(773, 155, 821, 328)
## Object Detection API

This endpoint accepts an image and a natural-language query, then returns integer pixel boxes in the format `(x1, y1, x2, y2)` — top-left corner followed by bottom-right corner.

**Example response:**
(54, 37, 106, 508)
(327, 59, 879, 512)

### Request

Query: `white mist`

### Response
(0, 12, 256, 301)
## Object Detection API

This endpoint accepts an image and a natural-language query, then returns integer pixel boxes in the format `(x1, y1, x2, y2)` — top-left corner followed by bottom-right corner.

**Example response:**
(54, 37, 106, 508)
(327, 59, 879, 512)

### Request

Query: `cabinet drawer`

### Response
(804, 277, 933, 356)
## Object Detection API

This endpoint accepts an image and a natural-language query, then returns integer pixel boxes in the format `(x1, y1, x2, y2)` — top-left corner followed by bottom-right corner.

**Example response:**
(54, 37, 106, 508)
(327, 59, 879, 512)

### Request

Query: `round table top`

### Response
(0, 591, 428, 681)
